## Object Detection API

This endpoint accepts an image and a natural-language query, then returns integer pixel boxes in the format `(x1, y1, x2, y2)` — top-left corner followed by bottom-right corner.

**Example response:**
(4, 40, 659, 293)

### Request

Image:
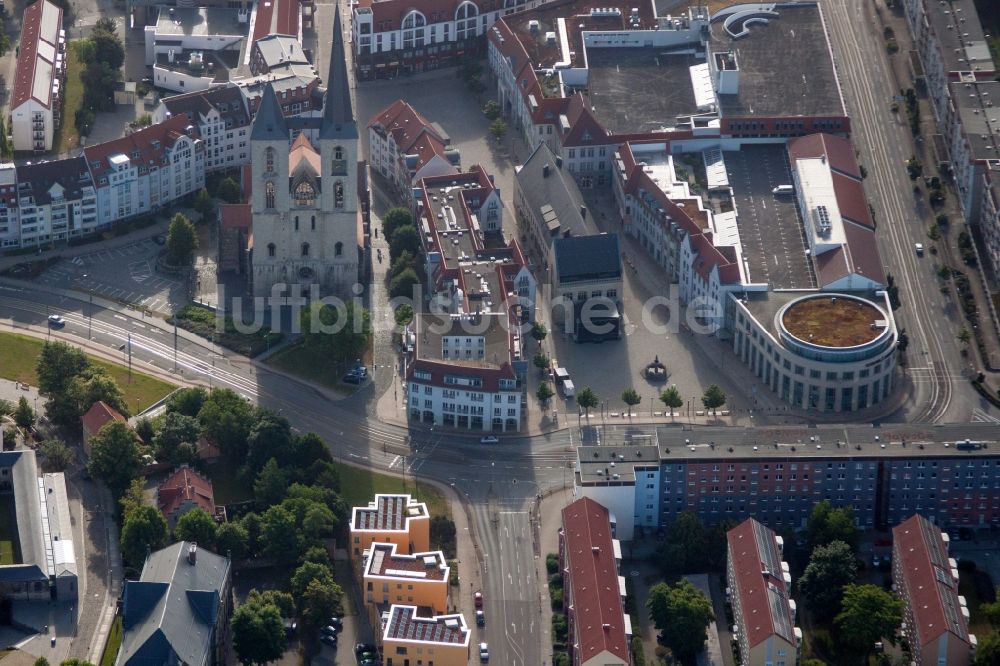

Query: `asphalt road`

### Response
(0, 282, 575, 666)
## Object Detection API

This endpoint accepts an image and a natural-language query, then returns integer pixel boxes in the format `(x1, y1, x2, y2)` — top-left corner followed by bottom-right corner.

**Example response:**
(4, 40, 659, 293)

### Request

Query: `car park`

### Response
(479, 642, 489, 662)
(480, 436, 499, 445)
(47, 314, 65, 327)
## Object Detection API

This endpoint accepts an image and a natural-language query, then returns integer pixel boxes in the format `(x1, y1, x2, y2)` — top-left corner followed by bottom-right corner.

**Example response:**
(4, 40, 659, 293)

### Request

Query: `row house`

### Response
(84, 115, 205, 226)
(15, 157, 97, 248)
(11, 0, 66, 153)
(368, 100, 460, 200)
(575, 423, 1000, 540)
(351, 0, 546, 81)
(152, 85, 252, 173)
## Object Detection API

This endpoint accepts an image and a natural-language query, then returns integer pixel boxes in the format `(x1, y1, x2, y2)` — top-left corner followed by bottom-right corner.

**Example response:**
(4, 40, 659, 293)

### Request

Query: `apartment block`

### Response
(726, 518, 801, 666)
(363, 542, 449, 613)
(11, 0, 65, 153)
(380, 605, 470, 666)
(368, 100, 460, 199)
(152, 86, 252, 173)
(350, 494, 431, 559)
(15, 156, 98, 247)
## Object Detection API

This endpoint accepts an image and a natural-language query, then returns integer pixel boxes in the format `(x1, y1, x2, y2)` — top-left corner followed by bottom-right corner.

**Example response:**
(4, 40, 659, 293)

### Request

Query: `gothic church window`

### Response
(265, 181, 275, 209)
(267, 243, 275, 257)
(335, 242, 343, 256)
(265, 148, 275, 173)
(334, 181, 344, 209)
(295, 181, 316, 207)
(301, 242, 310, 257)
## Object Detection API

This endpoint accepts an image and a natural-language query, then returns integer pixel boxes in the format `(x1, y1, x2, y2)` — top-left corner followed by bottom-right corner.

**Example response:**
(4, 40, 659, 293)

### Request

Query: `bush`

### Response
(75, 108, 95, 136)
(551, 612, 567, 643)
(546, 553, 559, 575)
(631, 637, 646, 666)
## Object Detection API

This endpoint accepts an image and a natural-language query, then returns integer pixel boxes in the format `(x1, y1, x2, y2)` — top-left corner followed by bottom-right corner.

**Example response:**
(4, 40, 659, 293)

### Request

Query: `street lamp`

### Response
(82, 273, 92, 340)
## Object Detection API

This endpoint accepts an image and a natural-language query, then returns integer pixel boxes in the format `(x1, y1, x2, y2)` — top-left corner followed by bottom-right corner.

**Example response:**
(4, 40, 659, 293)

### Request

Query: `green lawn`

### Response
(959, 570, 995, 640)
(99, 616, 123, 666)
(331, 460, 449, 520)
(170, 304, 282, 358)
(0, 497, 20, 566)
(265, 342, 361, 393)
(0, 331, 176, 413)
(54, 42, 84, 154)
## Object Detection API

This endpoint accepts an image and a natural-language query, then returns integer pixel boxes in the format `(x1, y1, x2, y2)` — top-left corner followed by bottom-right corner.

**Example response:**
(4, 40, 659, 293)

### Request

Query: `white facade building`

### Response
(368, 100, 459, 199)
(153, 86, 252, 173)
(15, 156, 97, 247)
(11, 0, 65, 153)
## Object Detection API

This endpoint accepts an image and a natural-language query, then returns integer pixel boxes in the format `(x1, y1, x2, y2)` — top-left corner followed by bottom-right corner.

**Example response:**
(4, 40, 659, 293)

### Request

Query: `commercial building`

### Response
(368, 100, 460, 199)
(726, 518, 800, 666)
(15, 156, 98, 249)
(559, 497, 631, 666)
(85, 115, 205, 226)
(157, 465, 216, 528)
(11, 0, 65, 153)
(350, 494, 431, 560)
(892, 514, 976, 666)
(0, 450, 76, 601)
(117, 542, 233, 666)
(575, 423, 1000, 540)
(362, 542, 450, 613)
(380, 605, 471, 666)
(152, 85, 252, 173)
(249, 34, 310, 75)
(550, 233, 623, 340)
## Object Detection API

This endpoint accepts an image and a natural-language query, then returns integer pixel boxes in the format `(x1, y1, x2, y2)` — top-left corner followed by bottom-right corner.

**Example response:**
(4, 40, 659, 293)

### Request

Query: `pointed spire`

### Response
(321, 6, 357, 140)
(250, 83, 288, 141)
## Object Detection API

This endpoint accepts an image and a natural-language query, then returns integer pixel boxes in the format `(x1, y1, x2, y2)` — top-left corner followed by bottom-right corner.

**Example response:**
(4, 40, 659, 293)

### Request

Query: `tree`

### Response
(302, 503, 337, 540)
(166, 213, 198, 266)
(958, 326, 972, 346)
(660, 385, 683, 420)
(805, 500, 859, 551)
(120, 505, 168, 567)
(167, 387, 208, 417)
(389, 225, 421, 260)
(390, 250, 415, 278)
(241, 512, 262, 556)
(34, 658, 50, 666)
(300, 578, 344, 631)
(38, 439, 74, 472)
(291, 432, 333, 470)
(254, 458, 290, 506)
(91, 18, 126, 68)
(36, 341, 89, 399)
(530, 321, 548, 344)
(533, 351, 551, 372)
(216, 176, 242, 204)
(119, 478, 146, 518)
(174, 508, 218, 548)
(429, 515, 457, 558)
(537, 382, 555, 406)
(214, 521, 249, 560)
(193, 187, 214, 219)
(247, 589, 295, 619)
(0, 400, 12, 418)
(304, 545, 332, 568)
(701, 384, 726, 415)
(300, 301, 371, 364)
(13, 396, 35, 430)
(197, 389, 256, 463)
(483, 100, 501, 120)
(646, 579, 714, 666)
(654, 512, 706, 576)
(260, 505, 301, 564)
(974, 633, 1000, 666)
(134, 416, 156, 443)
(382, 207, 414, 239)
(389, 268, 420, 300)
(577, 387, 599, 419)
(490, 118, 508, 141)
(75, 108, 95, 136)
(71, 367, 129, 421)
(291, 561, 335, 599)
(834, 584, 902, 658)
(88, 421, 141, 497)
(232, 595, 286, 665)
(621, 388, 641, 417)
(797, 540, 858, 621)
(394, 304, 414, 327)
(153, 412, 200, 463)
(246, 415, 293, 476)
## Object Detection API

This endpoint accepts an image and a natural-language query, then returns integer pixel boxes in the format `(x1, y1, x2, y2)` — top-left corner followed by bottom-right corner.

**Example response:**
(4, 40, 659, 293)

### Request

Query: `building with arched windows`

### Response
(247, 8, 360, 298)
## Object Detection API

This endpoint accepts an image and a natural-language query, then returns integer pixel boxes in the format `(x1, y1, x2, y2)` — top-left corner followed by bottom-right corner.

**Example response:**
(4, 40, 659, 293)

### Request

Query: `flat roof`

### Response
(413, 313, 513, 367)
(383, 605, 470, 646)
(155, 6, 248, 37)
(948, 79, 1000, 162)
(423, 183, 478, 265)
(587, 48, 700, 134)
(922, 0, 994, 75)
(709, 4, 845, 117)
(365, 543, 448, 581)
(351, 494, 428, 532)
(781, 295, 885, 348)
(724, 144, 816, 289)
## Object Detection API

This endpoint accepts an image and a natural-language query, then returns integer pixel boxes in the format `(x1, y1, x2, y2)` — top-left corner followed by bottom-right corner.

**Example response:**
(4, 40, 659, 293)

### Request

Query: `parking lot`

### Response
(36, 239, 186, 314)
(724, 144, 816, 289)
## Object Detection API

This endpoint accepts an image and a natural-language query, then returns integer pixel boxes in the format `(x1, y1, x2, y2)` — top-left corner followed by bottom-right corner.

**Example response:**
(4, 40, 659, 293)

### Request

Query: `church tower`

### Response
(249, 8, 359, 299)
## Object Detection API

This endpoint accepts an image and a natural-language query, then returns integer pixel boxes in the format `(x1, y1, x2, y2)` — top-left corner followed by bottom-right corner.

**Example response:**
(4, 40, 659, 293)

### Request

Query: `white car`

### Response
(479, 642, 489, 662)
(915, 242, 925, 256)
(480, 436, 499, 445)
(47, 314, 65, 327)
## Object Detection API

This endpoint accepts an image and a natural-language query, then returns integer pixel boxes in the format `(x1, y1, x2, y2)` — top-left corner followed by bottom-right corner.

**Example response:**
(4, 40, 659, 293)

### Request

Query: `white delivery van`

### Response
(562, 380, 576, 398)
(772, 184, 794, 195)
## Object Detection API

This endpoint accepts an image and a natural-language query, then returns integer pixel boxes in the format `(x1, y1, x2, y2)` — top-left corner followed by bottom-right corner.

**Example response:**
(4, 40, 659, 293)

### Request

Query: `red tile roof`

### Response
(813, 221, 886, 287)
(12, 0, 62, 110)
(81, 400, 126, 437)
(727, 518, 797, 649)
(84, 115, 201, 187)
(893, 515, 972, 650)
(369, 100, 449, 160)
(252, 0, 300, 43)
(220, 203, 252, 229)
(561, 497, 629, 664)
(157, 466, 215, 519)
(830, 172, 875, 229)
(787, 133, 860, 180)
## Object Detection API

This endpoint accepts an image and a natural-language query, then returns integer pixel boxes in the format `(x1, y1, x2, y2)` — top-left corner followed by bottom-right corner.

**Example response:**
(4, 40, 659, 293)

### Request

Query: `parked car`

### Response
(47, 314, 65, 327)
(328, 617, 344, 631)
(323, 625, 339, 636)
(479, 642, 490, 662)
(153, 234, 166, 245)
(474, 591, 483, 609)
(480, 436, 499, 445)
(320, 633, 337, 648)
(355, 643, 377, 656)
(915, 242, 924, 256)
(476, 610, 485, 626)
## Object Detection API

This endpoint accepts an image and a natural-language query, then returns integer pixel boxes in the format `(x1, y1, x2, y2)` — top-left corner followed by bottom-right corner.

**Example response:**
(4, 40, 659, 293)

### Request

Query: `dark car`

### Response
(342, 373, 362, 385)
(355, 644, 377, 657)
(320, 633, 338, 648)
(153, 234, 166, 245)
(476, 610, 485, 626)
(328, 617, 344, 632)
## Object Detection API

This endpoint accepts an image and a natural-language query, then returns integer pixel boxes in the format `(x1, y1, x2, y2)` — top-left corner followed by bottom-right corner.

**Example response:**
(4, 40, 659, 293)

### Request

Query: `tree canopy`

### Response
(38, 439, 74, 472)
(834, 584, 902, 657)
(88, 421, 142, 497)
(647, 579, 714, 666)
(300, 301, 371, 364)
(174, 508, 218, 548)
(577, 387, 599, 416)
(797, 540, 858, 621)
(389, 225, 421, 260)
(166, 213, 199, 266)
(382, 207, 414, 239)
(120, 505, 168, 567)
(215, 521, 249, 560)
(701, 384, 726, 413)
(806, 500, 860, 551)
(232, 593, 287, 665)
(167, 387, 208, 417)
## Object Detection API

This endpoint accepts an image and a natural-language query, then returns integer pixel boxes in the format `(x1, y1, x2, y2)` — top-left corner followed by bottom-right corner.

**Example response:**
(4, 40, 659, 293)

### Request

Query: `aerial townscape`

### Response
(3, 0, 1000, 663)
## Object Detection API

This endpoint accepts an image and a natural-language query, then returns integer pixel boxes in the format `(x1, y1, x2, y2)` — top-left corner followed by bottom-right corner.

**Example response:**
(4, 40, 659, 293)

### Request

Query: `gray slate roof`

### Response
(553, 233, 622, 284)
(0, 450, 45, 582)
(117, 542, 230, 666)
(515, 143, 595, 244)
(320, 7, 357, 140)
(249, 83, 289, 142)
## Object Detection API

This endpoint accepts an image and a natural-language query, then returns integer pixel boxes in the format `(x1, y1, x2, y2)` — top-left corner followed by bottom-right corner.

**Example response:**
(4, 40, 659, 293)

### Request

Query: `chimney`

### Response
(580, 205, 587, 219)
(188, 542, 198, 565)
(543, 164, 551, 178)
(555, 155, 563, 168)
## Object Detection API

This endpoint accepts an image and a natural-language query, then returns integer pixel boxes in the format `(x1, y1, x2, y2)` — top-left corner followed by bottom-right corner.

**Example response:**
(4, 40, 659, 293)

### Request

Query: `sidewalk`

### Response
(0, 220, 169, 273)
(534, 486, 573, 666)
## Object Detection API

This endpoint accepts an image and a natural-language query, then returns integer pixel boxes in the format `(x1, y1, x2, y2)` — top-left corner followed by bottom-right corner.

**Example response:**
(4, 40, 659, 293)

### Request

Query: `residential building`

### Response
(249, 34, 309, 75)
(350, 494, 431, 559)
(980, 166, 1000, 274)
(152, 86, 252, 173)
(559, 497, 631, 666)
(362, 542, 450, 613)
(575, 423, 1000, 540)
(892, 514, 976, 666)
(550, 233, 623, 340)
(81, 400, 127, 457)
(0, 450, 76, 601)
(233, 62, 322, 119)
(84, 115, 205, 226)
(157, 465, 216, 527)
(380, 605, 471, 666)
(368, 100, 460, 198)
(247, 9, 359, 299)
(11, 0, 65, 153)
(15, 156, 98, 247)
(144, 6, 249, 94)
(0, 164, 18, 248)
(514, 143, 595, 272)
(726, 518, 801, 666)
(117, 542, 233, 666)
